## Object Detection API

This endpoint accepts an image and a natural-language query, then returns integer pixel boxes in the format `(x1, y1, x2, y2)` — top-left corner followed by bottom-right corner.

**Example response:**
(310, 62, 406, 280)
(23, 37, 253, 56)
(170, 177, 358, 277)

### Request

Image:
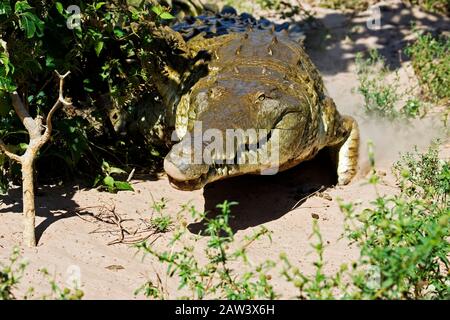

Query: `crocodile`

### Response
(144, 9, 360, 191)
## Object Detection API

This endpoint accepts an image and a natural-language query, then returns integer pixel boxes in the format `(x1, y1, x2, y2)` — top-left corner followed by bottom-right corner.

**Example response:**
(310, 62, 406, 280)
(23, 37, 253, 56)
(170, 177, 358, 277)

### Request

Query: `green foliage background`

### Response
(0, 0, 173, 192)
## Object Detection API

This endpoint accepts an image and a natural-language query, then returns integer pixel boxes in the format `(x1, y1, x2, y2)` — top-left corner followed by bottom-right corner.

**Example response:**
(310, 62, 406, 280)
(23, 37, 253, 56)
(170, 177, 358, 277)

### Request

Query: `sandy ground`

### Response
(0, 0, 448, 299)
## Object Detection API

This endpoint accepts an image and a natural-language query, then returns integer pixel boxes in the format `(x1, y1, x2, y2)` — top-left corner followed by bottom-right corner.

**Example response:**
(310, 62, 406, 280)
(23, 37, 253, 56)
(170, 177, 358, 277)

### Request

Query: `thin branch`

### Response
(0, 139, 22, 163)
(39, 71, 72, 148)
(290, 185, 326, 211)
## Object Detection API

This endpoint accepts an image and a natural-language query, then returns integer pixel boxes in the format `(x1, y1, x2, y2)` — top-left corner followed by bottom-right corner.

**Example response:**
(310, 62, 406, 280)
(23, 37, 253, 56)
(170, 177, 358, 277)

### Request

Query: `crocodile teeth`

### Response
(243, 134, 250, 144)
(248, 133, 258, 145)
(238, 152, 248, 164)
(248, 150, 258, 164)
(223, 167, 228, 176)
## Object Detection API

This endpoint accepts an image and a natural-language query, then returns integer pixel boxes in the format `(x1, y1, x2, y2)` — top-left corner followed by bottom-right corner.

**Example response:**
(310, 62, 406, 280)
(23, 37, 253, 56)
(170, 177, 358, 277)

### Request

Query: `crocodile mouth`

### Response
(165, 130, 277, 191)
(167, 162, 240, 191)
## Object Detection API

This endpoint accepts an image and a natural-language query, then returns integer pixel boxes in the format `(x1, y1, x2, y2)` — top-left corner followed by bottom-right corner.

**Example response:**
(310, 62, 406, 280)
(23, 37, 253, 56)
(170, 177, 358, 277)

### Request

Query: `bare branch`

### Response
(0, 139, 22, 163)
(39, 71, 72, 148)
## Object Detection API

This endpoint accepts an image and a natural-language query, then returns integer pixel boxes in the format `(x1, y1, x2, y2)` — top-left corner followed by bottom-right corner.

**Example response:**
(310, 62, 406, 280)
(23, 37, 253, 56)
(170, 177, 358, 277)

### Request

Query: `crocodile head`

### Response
(163, 32, 321, 190)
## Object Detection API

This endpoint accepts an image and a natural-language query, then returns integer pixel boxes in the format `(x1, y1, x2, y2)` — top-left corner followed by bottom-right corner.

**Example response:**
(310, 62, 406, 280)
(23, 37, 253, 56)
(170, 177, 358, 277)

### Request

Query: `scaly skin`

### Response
(140, 11, 360, 190)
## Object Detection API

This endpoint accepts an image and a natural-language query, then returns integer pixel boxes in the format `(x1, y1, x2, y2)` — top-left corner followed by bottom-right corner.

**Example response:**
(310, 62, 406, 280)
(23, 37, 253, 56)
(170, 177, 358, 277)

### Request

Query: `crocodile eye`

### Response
(257, 93, 266, 101)
(209, 87, 225, 99)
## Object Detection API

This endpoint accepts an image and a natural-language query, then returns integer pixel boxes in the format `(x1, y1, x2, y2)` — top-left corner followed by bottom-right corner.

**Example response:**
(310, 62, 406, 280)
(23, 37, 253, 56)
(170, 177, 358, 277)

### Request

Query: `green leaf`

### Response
(114, 181, 134, 191)
(0, 2, 12, 15)
(95, 2, 106, 10)
(151, 5, 174, 20)
(103, 175, 115, 188)
(18, 143, 28, 152)
(108, 167, 127, 175)
(45, 56, 55, 68)
(0, 53, 13, 75)
(0, 77, 17, 92)
(95, 41, 104, 56)
(151, 5, 163, 16)
(18, 11, 44, 38)
(19, 12, 36, 38)
(159, 12, 175, 20)
(113, 28, 125, 38)
(55, 2, 64, 15)
(101, 160, 110, 172)
(93, 175, 102, 187)
(15, 1, 32, 13)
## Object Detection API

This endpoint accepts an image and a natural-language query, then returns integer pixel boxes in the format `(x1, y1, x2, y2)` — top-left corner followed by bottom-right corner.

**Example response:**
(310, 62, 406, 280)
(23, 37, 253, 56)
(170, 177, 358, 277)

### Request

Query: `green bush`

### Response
(339, 143, 449, 299)
(312, 0, 449, 13)
(149, 197, 173, 233)
(406, 32, 450, 103)
(406, 0, 449, 14)
(355, 50, 426, 119)
(137, 201, 277, 299)
(0, 1, 172, 191)
(0, 247, 27, 300)
(0, 247, 84, 300)
(314, 0, 372, 11)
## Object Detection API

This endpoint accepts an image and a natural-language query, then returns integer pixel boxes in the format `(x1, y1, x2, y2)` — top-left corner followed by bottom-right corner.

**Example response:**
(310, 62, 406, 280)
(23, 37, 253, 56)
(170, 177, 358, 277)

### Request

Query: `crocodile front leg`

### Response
(332, 116, 360, 185)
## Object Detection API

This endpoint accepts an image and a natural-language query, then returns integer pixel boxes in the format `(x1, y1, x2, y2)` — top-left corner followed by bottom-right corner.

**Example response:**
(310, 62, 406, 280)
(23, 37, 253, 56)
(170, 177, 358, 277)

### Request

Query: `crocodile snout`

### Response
(164, 138, 210, 190)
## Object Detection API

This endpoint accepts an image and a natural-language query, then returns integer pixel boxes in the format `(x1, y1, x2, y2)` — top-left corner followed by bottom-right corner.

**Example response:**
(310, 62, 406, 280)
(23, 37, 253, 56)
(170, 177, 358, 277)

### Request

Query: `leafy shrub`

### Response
(313, 0, 373, 11)
(406, 32, 450, 103)
(137, 200, 277, 299)
(0, 1, 172, 190)
(149, 198, 174, 233)
(406, 0, 449, 14)
(340, 143, 449, 299)
(0, 247, 84, 300)
(355, 50, 425, 119)
(280, 221, 348, 299)
(0, 247, 27, 300)
(93, 160, 134, 193)
(39, 268, 84, 300)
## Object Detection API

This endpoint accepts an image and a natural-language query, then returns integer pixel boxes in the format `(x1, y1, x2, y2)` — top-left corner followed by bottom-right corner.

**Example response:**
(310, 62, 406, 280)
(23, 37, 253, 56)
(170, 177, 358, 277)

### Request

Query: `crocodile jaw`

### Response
(164, 157, 210, 190)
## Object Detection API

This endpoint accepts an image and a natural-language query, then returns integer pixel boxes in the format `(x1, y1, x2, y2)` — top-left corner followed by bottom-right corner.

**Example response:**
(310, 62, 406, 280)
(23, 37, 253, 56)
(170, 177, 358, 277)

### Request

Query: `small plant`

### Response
(256, 0, 282, 10)
(406, 32, 449, 103)
(280, 221, 348, 299)
(151, 4, 175, 20)
(40, 268, 84, 300)
(283, 142, 449, 300)
(149, 198, 173, 233)
(137, 201, 277, 300)
(355, 50, 425, 119)
(1, 248, 83, 300)
(340, 142, 449, 299)
(406, 0, 449, 14)
(94, 160, 134, 193)
(0, 247, 27, 300)
(150, 216, 173, 233)
(313, 0, 373, 11)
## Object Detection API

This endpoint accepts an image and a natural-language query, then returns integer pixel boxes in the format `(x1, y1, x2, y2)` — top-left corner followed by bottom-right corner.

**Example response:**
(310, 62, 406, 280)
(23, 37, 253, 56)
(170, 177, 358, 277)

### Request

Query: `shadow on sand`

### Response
(188, 148, 337, 234)
(0, 185, 82, 244)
